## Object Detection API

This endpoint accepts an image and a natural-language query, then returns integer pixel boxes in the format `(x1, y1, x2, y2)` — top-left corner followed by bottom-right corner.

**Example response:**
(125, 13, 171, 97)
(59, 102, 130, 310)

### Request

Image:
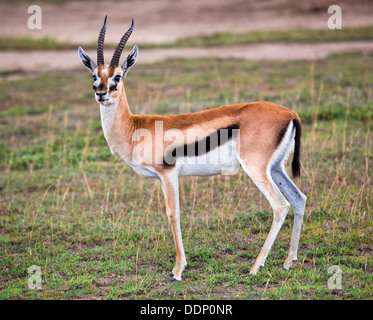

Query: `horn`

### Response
(97, 15, 107, 66)
(110, 19, 134, 67)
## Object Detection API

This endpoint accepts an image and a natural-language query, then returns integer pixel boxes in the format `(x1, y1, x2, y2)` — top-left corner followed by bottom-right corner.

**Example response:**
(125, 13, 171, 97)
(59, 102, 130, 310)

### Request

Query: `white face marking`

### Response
(107, 72, 123, 106)
(108, 72, 122, 92)
(92, 74, 100, 87)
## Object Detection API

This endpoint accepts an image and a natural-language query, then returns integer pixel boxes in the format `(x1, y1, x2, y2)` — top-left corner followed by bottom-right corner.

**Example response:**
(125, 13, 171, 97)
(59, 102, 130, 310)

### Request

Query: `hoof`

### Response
(284, 257, 297, 270)
(170, 278, 180, 282)
(249, 270, 257, 276)
(169, 272, 174, 277)
(250, 263, 264, 275)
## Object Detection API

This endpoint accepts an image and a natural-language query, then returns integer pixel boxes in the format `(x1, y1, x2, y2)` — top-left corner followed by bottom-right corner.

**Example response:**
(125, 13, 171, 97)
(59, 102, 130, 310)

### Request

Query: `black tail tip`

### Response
(292, 160, 301, 178)
(291, 119, 302, 178)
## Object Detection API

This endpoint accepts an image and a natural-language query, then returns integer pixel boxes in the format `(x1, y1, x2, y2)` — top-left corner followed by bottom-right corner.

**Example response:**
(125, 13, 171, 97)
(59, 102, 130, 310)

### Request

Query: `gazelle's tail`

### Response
(291, 119, 302, 178)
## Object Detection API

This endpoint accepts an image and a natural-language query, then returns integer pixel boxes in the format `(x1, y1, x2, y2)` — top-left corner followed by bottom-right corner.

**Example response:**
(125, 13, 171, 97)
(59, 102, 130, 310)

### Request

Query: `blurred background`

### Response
(1, 0, 373, 74)
(1, 0, 372, 300)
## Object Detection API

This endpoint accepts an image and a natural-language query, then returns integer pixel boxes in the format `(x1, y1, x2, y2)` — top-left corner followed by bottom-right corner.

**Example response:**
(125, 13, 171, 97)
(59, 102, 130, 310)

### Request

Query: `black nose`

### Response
(96, 92, 107, 97)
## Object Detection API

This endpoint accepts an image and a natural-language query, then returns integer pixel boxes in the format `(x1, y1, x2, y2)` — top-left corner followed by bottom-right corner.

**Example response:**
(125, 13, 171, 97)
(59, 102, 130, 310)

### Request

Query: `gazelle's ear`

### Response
(122, 45, 138, 77)
(78, 46, 97, 74)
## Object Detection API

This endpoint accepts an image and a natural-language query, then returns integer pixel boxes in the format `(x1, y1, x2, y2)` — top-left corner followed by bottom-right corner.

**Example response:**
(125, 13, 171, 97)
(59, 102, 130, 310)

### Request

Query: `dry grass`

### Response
(0, 52, 372, 300)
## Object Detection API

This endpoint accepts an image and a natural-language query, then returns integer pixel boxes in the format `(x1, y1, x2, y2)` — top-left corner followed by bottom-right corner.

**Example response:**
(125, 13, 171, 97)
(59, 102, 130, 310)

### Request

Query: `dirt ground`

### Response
(2, 41, 373, 77)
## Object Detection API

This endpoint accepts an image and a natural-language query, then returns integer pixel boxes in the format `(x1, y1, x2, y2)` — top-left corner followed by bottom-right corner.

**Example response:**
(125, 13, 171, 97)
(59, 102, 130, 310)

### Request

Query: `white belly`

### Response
(177, 138, 240, 176)
(117, 138, 240, 178)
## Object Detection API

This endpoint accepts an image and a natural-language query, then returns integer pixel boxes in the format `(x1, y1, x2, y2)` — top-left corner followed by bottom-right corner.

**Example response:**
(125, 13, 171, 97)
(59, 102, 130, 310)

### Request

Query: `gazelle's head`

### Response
(78, 16, 138, 106)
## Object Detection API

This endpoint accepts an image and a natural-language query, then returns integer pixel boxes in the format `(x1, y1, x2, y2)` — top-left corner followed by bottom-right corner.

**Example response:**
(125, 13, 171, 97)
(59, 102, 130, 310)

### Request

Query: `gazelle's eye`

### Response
(114, 75, 121, 82)
(93, 75, 97, 81)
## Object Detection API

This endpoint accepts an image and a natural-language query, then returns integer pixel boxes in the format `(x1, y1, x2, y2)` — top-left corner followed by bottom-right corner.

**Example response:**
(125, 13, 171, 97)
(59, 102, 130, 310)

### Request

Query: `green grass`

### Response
(0, 52, 372, 299)
(156, 26, 373, 48)
(0, 37, 73, 51)
(1, 25, 373, 50)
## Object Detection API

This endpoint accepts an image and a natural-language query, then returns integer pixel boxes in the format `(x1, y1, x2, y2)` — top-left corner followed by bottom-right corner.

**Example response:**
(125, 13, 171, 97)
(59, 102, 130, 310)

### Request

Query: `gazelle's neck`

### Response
(99, 85, 134, 159)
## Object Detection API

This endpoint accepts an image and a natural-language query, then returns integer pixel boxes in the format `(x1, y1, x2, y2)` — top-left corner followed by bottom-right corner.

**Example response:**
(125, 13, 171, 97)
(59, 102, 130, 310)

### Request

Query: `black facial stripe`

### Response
(110, 84, 117, 91)
(163, 124, 239, 167)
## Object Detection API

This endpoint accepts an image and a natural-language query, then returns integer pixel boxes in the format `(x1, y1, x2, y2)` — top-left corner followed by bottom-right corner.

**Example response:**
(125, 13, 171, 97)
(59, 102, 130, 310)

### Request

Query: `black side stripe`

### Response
(163, 124, 239, 167)
(275, 122, 289, 148)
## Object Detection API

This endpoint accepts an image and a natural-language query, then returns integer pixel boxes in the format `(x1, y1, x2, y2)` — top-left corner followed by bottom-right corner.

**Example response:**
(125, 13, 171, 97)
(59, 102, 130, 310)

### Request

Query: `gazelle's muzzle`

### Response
(95, 91, 108, 100)
(94, 83, 109, 102)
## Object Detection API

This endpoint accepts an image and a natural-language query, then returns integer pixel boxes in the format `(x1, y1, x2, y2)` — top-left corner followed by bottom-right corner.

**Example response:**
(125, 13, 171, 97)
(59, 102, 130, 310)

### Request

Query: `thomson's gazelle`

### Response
(78, 17, 307, 281)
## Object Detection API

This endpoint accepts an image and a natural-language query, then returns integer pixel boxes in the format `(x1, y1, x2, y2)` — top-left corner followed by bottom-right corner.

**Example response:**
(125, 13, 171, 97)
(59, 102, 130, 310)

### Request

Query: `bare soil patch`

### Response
(1, 41, 373, 77)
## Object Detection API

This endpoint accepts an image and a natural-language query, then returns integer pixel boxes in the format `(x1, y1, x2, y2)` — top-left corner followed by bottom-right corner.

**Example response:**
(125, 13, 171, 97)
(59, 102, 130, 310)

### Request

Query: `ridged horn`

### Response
(97, 15, 107, 66)
(110, 19, 134, 67)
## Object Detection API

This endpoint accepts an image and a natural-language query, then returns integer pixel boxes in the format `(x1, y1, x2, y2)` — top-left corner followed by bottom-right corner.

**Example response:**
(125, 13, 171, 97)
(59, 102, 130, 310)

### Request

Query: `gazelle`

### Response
(78, 17, 307, 281)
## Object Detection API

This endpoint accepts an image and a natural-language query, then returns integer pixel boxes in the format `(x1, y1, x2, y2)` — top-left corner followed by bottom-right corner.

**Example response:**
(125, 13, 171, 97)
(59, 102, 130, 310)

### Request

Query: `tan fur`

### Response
(99, 78, 299, 174)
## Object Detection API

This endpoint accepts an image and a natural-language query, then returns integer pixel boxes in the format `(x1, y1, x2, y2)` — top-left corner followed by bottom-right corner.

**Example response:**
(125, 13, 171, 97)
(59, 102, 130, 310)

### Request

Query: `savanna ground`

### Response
(1, 51, 372, 300)
(0, 0, 372, 301)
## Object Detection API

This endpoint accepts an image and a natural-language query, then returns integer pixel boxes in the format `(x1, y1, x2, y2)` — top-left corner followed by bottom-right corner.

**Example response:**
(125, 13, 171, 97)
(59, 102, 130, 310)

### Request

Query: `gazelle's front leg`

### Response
(159, 170, 187, 281)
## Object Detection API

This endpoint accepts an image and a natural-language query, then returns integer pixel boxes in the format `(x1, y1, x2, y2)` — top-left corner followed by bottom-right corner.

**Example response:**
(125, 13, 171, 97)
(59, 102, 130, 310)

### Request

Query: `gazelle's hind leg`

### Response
(271, 163, 306, 269)
(238, 156, 290, 275)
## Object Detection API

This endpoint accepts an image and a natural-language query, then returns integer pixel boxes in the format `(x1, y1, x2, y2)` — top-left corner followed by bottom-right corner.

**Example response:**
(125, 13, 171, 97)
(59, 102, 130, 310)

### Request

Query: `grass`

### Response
(157, 26, 373, 48)
(1, 25, 373, 51)
(0, 37, 72, 51)
(0, 52, 372, 300)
